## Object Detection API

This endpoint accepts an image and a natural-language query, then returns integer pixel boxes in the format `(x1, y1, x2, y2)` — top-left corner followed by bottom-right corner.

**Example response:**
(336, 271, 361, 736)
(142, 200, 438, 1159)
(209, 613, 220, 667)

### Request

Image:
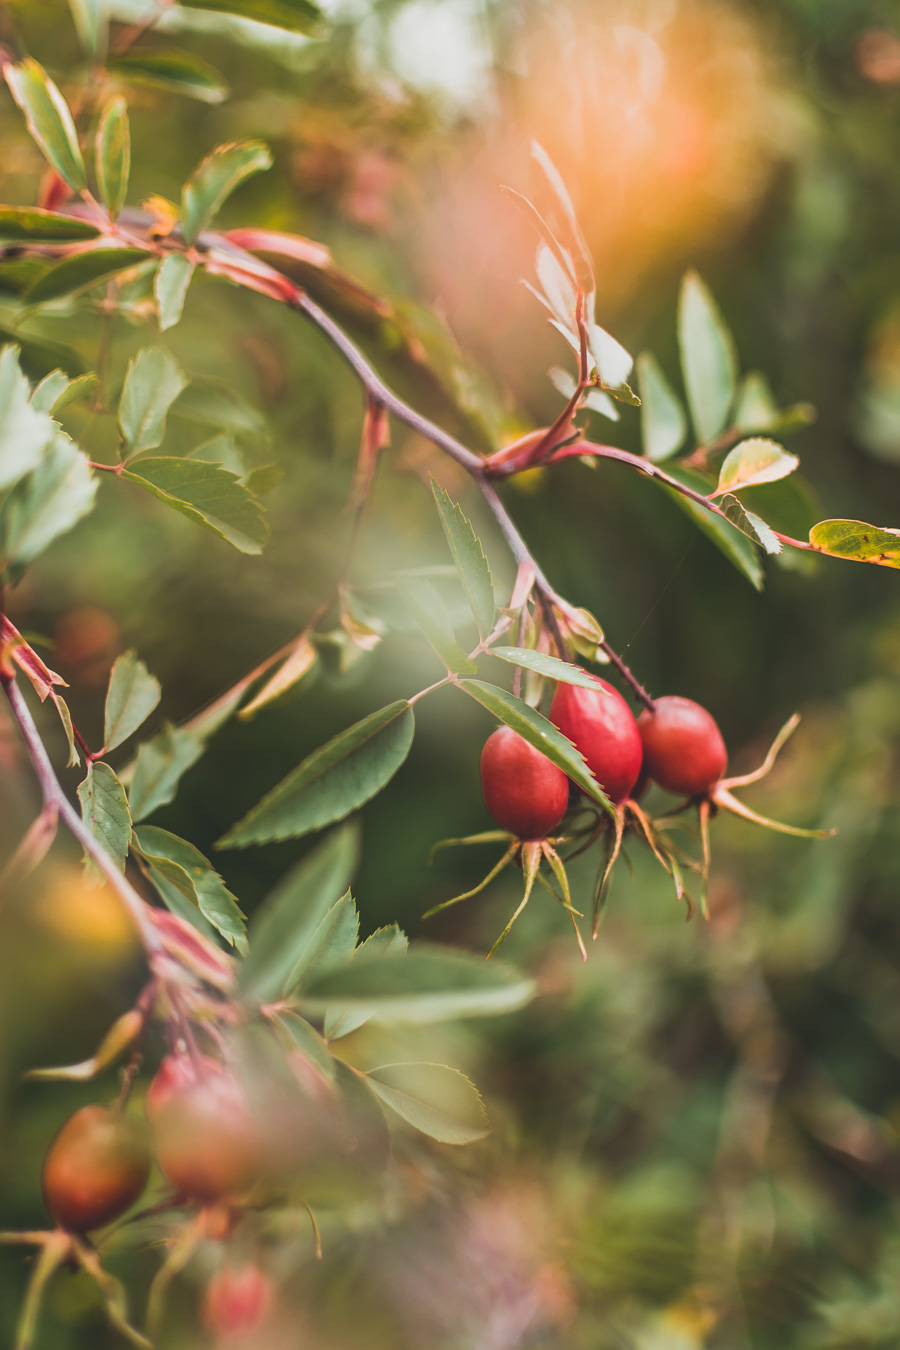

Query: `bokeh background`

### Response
(2, 0, 900, 1344)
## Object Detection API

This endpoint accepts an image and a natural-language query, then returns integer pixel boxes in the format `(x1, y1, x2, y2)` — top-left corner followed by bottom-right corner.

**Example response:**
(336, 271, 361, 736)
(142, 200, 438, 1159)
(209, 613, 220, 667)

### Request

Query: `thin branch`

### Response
(0, 672, 162, 956)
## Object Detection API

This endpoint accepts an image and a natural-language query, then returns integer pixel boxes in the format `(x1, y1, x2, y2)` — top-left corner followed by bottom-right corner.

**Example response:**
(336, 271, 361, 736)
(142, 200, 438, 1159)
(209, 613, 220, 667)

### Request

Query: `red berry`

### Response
(42, 1104, 150, 1233)
(637, 695, 727, 796)
(148, 1053, 261, 1203)
(548, 677, 642, 805)
(203, 1264, 274, 1340)
(480, 727, 569, 839)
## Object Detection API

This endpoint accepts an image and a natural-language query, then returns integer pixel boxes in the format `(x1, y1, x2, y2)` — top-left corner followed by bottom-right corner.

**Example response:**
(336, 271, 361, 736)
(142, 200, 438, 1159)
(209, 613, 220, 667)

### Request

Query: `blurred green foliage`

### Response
(2, 0, 900, 1346)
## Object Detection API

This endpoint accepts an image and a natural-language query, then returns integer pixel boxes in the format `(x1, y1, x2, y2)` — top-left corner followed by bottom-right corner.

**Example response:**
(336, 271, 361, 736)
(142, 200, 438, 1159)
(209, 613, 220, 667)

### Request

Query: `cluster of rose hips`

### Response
(449, 670, 827, 952)
(37, 1051, 275, 1343)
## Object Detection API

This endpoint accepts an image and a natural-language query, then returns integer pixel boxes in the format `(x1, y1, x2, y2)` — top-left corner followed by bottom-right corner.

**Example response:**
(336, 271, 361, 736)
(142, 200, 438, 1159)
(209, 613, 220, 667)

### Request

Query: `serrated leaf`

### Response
(660, 464, 763, 590)
(128, 724, 204, 821)
(240, 822, 359, 1002)
(489, 646, 607, 689)
(48, 372, 98, 415)
(104, 649, 161, 751)
(718, 494, 782, 555)
(121, 457, 268, 554)
(77, 762, 131, 875)
(23, 247, 148, 306)
(3, 430, 98, 565)
(5, 60, 86, 191)
(219, 701, 415, 848)
(298, 942, 535, 1023)
(0, 327, 88, 381)
(95, 96, 130, 217)
(366, 1063, 488, 1145)
(181, 139, 272, 246)
(401, 578, 476, 674)
(678, 270, 737, 445)
(715, 437, 799, 495)
(324, 925, 408, 1041)
(0, 346, 56, 490)
(108, 50, 229, 105)
(284, 892, 359, 995)
(118, 347, 187, 455)
(278, 1012, 335, 1081)
(637, 351, 686, 462)
(30, 371, 70, 414)
(134, 825, 247, 952)
(181, 0, 324, 34)
(0, 207, 98, 243)
(808, 519, 900, 568)
(68, 0, 107, 59)
(457, 679, 612, 813)
(154, 254, 194, 331)
(431, 479, 494, 637)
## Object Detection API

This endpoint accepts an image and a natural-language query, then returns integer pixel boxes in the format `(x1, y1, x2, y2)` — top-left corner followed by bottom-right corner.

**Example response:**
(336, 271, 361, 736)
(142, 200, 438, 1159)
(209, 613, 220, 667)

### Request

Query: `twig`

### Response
(0, 672, 162, 956)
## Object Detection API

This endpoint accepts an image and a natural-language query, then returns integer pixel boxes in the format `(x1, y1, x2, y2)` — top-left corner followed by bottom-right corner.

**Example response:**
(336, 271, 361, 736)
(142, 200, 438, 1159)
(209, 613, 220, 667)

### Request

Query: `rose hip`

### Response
(42, 1104, 150, 1233)
(480, 727, 569, 839)
(637, 695, 727, 796)
(549, 677, 642, 805)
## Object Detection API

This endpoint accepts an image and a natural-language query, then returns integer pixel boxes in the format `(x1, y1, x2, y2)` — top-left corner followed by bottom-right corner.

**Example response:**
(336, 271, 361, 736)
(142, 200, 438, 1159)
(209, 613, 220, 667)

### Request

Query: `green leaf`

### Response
(30, 371, 70, 414)
(660, 464, 763, 590)
(46, 372, 98, 416)
(95, 97, 130, 217)
(181, 140, 273, 247)
(808, 519, 900, 568)
(431, 479, 494, 637)
(118, 347, 187, 455)
(457, 679, 612, 813)
(365, 1063, 488, 1145)
(716, 437, 799, 495)
(23, 247, 148, 305)
(733, 370, 777, 432)
(284, 892, 359, 995)
(138, 849, 220, 943)
(0, 327, 88, 380)
(219, 701, 415, 849)
(5, 60, 86, 192)
(323, 923, 407, 1036)
(181, 0, 325, 36)
(678, 270, 738, 445)
(324, 925, 408, 1041)
(121, 457, 268, 554)
(108, 50, 229, 105)
(401, 578, 476, 674)
(298, 942, 536, 1023)
(277, 1012, 335, 1081)
(718, 494, 782, 555)
(128, 724, 204, 821)
(636, 352, 686, 463)
(104, 649, 161, 751)
(0, 207, 99, 244)
(133, 825, 247, 952)
(68, 0, 107, 60)
(488, 647, 606, 690)
(0, 346, 56, 490)
(240, 822, 359, 1002)
(154, 254, 194, 331)
(77, 762, 131, 874)
(3, 430, 97, 566)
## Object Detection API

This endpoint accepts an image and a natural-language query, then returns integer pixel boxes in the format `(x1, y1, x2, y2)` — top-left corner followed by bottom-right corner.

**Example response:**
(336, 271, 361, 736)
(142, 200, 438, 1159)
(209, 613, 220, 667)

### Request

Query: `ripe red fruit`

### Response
(480, 727, 569, 839)
(148, 1053, 261, 1203)
(549, 677, 642, 805)
(203, 1263, 274, 1340)
(637, 695, 727, 796)
(42, 1104, 150, 1233)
